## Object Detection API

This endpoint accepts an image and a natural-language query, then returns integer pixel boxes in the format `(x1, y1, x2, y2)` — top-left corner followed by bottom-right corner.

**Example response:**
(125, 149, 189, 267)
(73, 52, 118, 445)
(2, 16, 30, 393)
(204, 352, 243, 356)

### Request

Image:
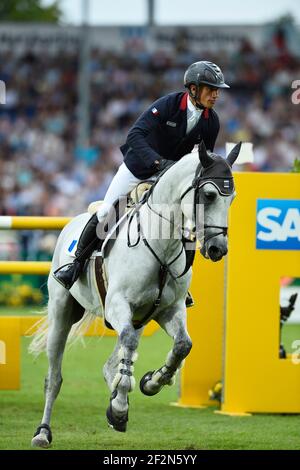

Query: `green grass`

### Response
(1, 329, 300, 450)
(281, 323, 300, 353)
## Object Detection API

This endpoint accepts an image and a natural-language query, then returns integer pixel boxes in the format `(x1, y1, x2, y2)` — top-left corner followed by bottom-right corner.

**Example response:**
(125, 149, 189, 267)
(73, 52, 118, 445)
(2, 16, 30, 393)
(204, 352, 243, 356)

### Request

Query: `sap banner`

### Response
(256, 199, 300, 250)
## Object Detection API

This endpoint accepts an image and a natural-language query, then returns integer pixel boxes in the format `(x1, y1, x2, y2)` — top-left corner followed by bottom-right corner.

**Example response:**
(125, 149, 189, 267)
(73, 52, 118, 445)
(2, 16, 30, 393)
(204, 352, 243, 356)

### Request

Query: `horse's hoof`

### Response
(31, 423, 52, 448)
(31, 434, 51, 448)
(106, 405, 128, 432)
(139, 370, 159, 396)
(106, 390, 128, 432)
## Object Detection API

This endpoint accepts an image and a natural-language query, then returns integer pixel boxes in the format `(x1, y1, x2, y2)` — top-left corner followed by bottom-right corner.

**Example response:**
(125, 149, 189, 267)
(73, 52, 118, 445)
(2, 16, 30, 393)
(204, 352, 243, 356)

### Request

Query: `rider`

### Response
(54, 61, 230, 290)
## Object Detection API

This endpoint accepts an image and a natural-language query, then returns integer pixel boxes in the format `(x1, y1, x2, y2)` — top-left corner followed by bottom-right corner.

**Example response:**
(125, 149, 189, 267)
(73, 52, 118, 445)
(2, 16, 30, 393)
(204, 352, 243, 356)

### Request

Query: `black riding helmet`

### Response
(184, 61, 230, 90)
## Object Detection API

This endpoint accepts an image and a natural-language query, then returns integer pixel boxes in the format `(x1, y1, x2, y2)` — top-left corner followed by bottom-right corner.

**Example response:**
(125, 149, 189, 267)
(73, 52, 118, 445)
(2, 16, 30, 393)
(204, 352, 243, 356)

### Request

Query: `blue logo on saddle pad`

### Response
(68, 239, 77, 253)
(256, 199, 300, 250)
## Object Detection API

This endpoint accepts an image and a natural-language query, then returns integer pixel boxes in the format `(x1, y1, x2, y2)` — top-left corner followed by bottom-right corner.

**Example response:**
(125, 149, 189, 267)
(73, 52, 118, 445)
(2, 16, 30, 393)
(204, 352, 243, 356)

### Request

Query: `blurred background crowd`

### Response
(0, 4, 299, 273)
(1, 23, 300, 220)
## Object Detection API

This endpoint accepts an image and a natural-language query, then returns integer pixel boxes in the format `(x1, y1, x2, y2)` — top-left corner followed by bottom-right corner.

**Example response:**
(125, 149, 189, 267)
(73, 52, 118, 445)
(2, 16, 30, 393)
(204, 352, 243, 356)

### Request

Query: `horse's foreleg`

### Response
(31, 290, 79, 448)
(140, 305, 192, 396)
(104, 298, 139, 432)
(103, 325, 143, 392)
(103, 338, 122, 391)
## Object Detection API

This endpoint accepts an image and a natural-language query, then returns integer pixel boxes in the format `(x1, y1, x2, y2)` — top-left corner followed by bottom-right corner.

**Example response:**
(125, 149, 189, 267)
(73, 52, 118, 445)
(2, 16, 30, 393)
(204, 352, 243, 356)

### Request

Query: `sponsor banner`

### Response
(256, 199, 300, 250)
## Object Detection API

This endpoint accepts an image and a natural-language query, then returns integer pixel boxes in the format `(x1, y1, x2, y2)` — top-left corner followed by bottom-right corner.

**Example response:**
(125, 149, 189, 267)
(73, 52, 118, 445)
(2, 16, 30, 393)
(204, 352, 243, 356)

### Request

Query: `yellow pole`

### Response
(0, 261, 51, 275)
(0, 216, 71, 230)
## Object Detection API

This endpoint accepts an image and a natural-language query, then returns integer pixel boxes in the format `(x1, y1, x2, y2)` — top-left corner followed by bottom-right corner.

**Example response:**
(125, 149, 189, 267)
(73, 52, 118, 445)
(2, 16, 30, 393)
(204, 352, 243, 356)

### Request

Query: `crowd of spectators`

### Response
(0, 28, 299, 228)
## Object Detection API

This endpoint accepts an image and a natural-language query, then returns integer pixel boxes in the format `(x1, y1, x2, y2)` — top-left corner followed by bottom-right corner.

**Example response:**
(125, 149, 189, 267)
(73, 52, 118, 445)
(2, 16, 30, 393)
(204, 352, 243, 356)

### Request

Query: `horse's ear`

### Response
(198, 141, 213, 168)
(226, 142, 242, 167)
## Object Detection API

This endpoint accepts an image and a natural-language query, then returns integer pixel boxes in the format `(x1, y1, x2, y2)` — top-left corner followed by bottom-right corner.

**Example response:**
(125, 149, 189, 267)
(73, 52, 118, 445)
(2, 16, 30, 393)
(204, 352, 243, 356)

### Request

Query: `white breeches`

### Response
(97, 163, 142, 221)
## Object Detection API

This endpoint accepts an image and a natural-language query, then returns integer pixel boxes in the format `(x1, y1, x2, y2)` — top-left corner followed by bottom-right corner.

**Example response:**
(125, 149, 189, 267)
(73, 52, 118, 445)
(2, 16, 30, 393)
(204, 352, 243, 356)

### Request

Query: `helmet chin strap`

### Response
(188, 85, 205, 109)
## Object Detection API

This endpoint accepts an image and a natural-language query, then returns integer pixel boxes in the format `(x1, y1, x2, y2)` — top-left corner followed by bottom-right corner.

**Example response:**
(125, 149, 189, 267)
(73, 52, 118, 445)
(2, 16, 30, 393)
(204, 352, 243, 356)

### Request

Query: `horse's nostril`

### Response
(208, 246, 221, 257)
(208, 246, 226, 261)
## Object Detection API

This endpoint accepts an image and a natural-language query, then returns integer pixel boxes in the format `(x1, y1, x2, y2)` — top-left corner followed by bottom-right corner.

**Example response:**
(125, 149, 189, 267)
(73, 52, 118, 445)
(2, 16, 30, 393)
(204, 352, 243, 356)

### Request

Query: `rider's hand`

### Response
(154, 158, 174, 173)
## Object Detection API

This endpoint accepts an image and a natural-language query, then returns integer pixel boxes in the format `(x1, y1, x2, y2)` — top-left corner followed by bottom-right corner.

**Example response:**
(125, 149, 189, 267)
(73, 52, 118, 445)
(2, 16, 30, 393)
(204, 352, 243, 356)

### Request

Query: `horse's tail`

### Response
(28, 307, 98, 357)
(27, 308, 49, 357)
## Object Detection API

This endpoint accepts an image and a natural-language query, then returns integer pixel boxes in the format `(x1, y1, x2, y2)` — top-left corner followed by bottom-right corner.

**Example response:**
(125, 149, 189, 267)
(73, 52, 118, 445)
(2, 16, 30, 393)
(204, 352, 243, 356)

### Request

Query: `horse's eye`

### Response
(204, 192, 216, 202)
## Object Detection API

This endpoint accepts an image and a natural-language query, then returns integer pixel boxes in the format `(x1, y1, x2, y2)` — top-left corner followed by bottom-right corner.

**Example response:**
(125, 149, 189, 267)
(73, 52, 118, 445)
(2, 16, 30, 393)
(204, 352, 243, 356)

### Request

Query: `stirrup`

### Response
(53, 261, 82, 290)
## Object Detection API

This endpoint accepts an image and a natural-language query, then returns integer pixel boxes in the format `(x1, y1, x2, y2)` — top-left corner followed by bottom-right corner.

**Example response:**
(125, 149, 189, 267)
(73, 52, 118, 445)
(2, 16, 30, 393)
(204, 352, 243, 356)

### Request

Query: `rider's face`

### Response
(191, 85, 220, 108)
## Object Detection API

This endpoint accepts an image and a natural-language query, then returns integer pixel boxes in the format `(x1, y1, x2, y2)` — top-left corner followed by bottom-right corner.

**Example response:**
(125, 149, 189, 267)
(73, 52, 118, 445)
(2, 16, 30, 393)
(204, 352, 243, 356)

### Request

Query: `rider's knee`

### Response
(96, 204, 110, 222)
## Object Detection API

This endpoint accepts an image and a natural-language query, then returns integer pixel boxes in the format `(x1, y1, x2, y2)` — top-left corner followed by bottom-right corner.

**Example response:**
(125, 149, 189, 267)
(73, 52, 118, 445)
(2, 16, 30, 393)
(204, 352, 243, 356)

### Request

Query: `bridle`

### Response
(180, 162, 234, 246)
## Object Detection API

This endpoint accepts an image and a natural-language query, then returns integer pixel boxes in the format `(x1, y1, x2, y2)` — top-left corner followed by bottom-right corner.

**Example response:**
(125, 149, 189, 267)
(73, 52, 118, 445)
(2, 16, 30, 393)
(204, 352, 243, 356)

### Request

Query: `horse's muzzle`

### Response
(200, 240, 228, 262)
(207, 245, 227, 262)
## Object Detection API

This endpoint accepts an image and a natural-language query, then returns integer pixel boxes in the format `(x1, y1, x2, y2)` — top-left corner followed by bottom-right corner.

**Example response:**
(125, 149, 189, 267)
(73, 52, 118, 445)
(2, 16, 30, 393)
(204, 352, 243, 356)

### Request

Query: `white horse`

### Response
(30, 141, 240, 447)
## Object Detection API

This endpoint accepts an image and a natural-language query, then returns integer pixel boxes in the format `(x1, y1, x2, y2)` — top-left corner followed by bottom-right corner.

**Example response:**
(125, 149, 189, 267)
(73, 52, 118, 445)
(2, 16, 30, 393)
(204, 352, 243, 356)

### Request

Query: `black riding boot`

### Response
(53, 213, 100, 290)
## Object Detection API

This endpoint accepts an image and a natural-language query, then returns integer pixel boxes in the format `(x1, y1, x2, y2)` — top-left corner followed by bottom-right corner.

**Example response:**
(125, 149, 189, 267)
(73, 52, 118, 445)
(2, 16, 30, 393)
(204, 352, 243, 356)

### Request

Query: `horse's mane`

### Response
(155, 151, 198, 182)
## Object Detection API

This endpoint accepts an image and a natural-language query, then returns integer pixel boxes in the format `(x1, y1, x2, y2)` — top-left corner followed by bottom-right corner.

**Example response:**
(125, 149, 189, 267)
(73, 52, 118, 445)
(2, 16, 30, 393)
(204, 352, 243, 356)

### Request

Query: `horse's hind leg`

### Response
(104, 295, 140, 432)
(31, 281, 84, 448)
(140, 304, 192, 396)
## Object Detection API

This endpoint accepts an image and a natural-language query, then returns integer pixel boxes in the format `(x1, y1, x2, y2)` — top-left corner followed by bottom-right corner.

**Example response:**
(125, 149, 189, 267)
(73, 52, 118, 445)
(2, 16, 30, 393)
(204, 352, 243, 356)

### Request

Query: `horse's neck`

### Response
(151, 152, 198, 206)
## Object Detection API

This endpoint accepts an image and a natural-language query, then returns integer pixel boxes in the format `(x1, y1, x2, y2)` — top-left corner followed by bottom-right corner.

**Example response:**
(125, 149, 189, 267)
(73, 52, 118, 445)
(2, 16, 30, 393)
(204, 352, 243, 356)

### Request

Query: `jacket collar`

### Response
(180, 92, 188, 110)
(179, 92, 209, 119)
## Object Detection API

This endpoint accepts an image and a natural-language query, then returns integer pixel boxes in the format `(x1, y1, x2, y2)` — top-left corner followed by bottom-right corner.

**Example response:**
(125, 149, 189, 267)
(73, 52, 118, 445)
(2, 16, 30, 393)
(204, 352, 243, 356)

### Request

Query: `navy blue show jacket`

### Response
(120, 91, 220, 179)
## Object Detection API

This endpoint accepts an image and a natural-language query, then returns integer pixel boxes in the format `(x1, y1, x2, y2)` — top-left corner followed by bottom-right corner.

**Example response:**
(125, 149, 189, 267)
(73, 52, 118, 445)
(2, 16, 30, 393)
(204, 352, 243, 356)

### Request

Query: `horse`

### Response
(30, 141, 240, 447)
